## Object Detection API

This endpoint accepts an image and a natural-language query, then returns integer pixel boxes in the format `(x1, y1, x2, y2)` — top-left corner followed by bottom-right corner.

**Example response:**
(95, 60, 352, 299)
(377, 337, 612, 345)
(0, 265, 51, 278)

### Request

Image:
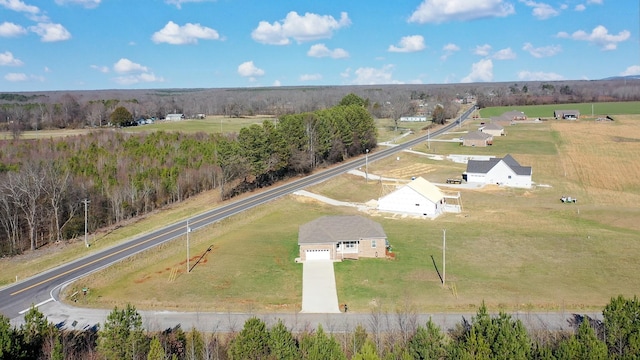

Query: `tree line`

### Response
(2, 295, 639, 359)
(0, 97, 376, 256)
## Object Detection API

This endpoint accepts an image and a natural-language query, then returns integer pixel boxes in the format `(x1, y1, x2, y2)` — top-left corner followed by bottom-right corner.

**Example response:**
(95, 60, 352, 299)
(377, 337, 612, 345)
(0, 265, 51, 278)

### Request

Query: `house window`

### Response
(371, 240, 376, 248)
(508, 175, 512, 179)
(415, 203, 420, 206)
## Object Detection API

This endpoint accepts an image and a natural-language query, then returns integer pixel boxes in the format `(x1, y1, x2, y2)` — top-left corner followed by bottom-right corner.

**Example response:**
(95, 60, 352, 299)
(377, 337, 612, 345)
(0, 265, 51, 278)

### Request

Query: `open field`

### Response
(57, 113, 640, 313)
(479, 101, 640, 119)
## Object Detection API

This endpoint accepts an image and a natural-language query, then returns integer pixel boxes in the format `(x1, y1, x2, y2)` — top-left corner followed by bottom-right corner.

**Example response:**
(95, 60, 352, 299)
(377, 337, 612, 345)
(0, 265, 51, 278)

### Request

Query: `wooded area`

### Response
(1, 295, 639, 359)
(0, 98, 376, 256)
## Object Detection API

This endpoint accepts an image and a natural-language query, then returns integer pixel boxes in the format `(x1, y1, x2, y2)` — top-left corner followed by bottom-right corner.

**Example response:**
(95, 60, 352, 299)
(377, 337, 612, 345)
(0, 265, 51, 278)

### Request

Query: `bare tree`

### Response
(7, 162, 45, 251)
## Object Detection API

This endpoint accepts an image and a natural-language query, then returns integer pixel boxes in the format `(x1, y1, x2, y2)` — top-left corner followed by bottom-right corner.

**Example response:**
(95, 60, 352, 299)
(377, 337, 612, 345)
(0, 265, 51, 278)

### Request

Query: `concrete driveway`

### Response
(300, 260, 341, 313)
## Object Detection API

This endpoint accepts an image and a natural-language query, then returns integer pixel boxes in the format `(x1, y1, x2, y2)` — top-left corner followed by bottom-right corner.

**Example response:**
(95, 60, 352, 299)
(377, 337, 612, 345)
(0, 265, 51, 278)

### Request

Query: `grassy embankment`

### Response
(61, 111, 640, 313)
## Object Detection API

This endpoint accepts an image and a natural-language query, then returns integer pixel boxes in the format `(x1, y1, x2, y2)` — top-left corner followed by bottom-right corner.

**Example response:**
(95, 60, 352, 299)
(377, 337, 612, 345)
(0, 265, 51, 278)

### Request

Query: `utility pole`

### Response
(427, 128, 430, 150)
(186, 219, 191, 273)
(442, 229, 446, 286)
(365, 149, 369, 183)
(83, 199, 90, 247)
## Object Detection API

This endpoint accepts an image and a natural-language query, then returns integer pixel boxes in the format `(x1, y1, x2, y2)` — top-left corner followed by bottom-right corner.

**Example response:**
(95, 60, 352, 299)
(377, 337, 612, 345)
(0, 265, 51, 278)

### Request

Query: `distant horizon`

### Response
(1, 0, 638, 93)
(5, 76, 640, 95)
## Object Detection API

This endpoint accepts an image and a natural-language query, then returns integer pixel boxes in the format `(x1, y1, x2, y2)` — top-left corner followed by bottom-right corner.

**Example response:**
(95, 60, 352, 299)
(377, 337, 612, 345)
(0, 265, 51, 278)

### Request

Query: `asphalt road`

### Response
(1, 106, 477, 325)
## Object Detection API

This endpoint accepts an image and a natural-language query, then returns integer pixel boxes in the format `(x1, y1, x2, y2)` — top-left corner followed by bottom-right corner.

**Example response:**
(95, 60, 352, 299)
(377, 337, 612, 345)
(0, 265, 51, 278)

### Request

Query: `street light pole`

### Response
(365, 149, 369, 183)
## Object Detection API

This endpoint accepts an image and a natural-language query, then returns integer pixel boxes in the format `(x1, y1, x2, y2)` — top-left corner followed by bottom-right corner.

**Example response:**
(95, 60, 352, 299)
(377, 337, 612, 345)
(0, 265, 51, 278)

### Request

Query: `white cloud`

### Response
(587, 0, 603, 4)
(29, 23, 71, 42)
(0, 21, 27, 37)
(273, 80, 281, 87)
(4, 72, 28, 81)
(0, 51, 24, 66)
(519, 0, 560, 20)
(165, 0, 216, 9)
(251, 11, 351, 45)
(307, 43, 349, 58)
(152, 21, 220, 45)
(113, 73, 164, 86)
(557, 25, 630, 50)
(474, 44, 492, 56)
(111, 59, 164, 84)
(621, 65, 640, 76)
(351, 64, 396, 85)
(493, 47, 516, 60)
(408, 0, 514, 23)
(90, 64, 109, 73)
(574, 4, 586, 11)
(441, 43, 460, 60)
(299, 73, 322, 81)
(388, 35, 426, 53)
(518, 70, 564, 81)
(113, 58, 148, 73)
(522, 42, 562, 57)
(461, 59, 493, 82)
(54, 0, 101, 8)
(237, 61, 265, 80)
(0, 0, 40, 14)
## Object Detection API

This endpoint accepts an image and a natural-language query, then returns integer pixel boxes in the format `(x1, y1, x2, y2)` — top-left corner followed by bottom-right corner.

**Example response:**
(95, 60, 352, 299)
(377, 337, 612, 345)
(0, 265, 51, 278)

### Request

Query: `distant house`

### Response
(491, 110, 527, 123)
(400, 116, 428, 122)
(298, 216, 387, 261)
(378, 177, 446, 217)
(462, 131, 493, 147)
(554, 110, 580, 120)
(166, 113, 185, 121)
(463, 154, 532, 188)
(480, 123, 505, 137)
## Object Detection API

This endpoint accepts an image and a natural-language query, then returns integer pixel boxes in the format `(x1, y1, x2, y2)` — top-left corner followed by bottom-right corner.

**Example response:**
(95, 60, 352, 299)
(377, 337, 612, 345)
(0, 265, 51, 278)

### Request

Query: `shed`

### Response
(462, 131, 493, 147)
(554, 110, 580, 120)
(378, 177, 445, 217)
(298, 216, 387, 261)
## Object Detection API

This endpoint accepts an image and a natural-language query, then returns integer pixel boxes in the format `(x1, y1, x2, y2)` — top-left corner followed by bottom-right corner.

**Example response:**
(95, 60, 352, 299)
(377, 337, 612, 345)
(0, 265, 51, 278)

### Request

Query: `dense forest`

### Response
(1, 295, 639, 359)
(0, 96, 376, 256)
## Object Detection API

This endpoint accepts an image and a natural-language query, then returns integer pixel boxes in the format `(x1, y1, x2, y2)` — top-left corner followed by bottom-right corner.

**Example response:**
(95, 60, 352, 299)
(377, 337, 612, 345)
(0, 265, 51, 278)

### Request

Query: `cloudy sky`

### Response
(1, 0, 638, 91)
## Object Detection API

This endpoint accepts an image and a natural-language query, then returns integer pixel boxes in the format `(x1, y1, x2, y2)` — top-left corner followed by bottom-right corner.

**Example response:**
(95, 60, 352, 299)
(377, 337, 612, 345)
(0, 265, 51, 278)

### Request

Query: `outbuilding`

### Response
(480, 123, 505, 137)
(298, 216, 387, 261)
(554, 110, 580, 120)
(378, 177, 445, 217)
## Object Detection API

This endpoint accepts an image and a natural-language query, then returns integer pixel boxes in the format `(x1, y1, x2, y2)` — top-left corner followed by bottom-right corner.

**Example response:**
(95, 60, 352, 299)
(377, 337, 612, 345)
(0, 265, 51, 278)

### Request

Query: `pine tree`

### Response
(227, 317, 270, 360)
(268, 320, 299, 360)
(147, 336, 166, 360)
(352, 339, 380, 360)
(98, 304, 147, 360)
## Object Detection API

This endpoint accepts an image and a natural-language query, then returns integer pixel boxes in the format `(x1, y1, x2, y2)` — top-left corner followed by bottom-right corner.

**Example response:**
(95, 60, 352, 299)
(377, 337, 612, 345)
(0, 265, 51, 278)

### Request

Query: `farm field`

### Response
(479, 101, 640, 119)
(63, 113, 640, 313)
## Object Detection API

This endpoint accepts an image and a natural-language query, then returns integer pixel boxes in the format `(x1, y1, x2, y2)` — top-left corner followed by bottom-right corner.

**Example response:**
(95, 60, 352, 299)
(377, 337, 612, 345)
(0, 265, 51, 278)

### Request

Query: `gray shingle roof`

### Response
(465, 154, 532, 175)
(298, 216, 387, 245)
(463, 131, 493, 140)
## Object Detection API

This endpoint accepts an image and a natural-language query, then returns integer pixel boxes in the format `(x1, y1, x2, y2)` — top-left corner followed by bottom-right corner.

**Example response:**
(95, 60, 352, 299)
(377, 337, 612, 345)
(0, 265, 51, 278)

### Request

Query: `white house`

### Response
(166, 113, 184, 121)
(463, 154, 532, 188)
(378, 177, 445, 217)
(480, 123, 505, 137)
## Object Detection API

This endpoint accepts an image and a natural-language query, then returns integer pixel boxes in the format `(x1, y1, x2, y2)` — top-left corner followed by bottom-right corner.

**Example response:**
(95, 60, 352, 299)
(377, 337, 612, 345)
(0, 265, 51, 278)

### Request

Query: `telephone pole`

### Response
(83, 199, 90, 247)
(442, 229, 446, 287)
(186, 219, 191, 273)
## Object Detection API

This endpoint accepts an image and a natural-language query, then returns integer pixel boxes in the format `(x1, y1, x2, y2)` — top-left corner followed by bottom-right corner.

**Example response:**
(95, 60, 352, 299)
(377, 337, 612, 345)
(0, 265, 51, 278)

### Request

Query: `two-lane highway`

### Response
(0, 106, 476, 321)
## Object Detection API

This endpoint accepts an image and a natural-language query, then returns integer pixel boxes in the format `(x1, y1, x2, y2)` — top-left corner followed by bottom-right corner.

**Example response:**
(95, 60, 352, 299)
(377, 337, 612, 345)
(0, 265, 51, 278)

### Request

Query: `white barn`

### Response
(378, 177, 445, 217)
(463, 154, 532, 188)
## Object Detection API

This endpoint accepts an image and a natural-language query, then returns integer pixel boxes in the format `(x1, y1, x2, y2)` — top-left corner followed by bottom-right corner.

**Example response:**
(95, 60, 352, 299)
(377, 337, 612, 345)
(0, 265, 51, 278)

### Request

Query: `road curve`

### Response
(1, 106, 476, 322)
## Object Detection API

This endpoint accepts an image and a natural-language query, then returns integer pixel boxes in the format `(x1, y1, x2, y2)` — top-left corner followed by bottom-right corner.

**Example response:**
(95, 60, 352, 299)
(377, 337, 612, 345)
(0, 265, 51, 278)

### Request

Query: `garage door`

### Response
(305, 249, 330, 261)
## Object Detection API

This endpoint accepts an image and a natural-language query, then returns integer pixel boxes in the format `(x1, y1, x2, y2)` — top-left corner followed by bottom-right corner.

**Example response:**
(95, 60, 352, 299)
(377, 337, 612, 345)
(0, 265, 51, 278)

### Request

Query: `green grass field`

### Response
(58, 113, 640, 314)
(479, 101, 640, 118)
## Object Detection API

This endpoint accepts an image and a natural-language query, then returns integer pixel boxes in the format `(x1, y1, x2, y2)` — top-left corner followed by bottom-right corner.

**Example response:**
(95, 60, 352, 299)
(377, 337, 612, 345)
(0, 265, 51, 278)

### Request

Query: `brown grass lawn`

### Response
(39, 114, 640, 313)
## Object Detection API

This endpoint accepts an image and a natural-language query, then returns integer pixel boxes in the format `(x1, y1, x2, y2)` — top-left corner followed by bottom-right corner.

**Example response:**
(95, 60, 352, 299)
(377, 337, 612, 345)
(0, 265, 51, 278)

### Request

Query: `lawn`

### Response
(63, 114, 640, 313)
(479, 101, 640, 119)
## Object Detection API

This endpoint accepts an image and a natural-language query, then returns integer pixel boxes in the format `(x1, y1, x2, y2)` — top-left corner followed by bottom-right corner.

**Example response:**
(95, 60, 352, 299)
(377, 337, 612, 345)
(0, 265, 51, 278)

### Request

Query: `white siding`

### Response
(378, 186, 440, 216)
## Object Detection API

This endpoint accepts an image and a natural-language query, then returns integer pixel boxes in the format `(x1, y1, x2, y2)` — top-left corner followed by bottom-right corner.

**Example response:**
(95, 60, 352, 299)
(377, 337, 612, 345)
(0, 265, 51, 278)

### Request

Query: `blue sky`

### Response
(1, 0, 638, 91)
